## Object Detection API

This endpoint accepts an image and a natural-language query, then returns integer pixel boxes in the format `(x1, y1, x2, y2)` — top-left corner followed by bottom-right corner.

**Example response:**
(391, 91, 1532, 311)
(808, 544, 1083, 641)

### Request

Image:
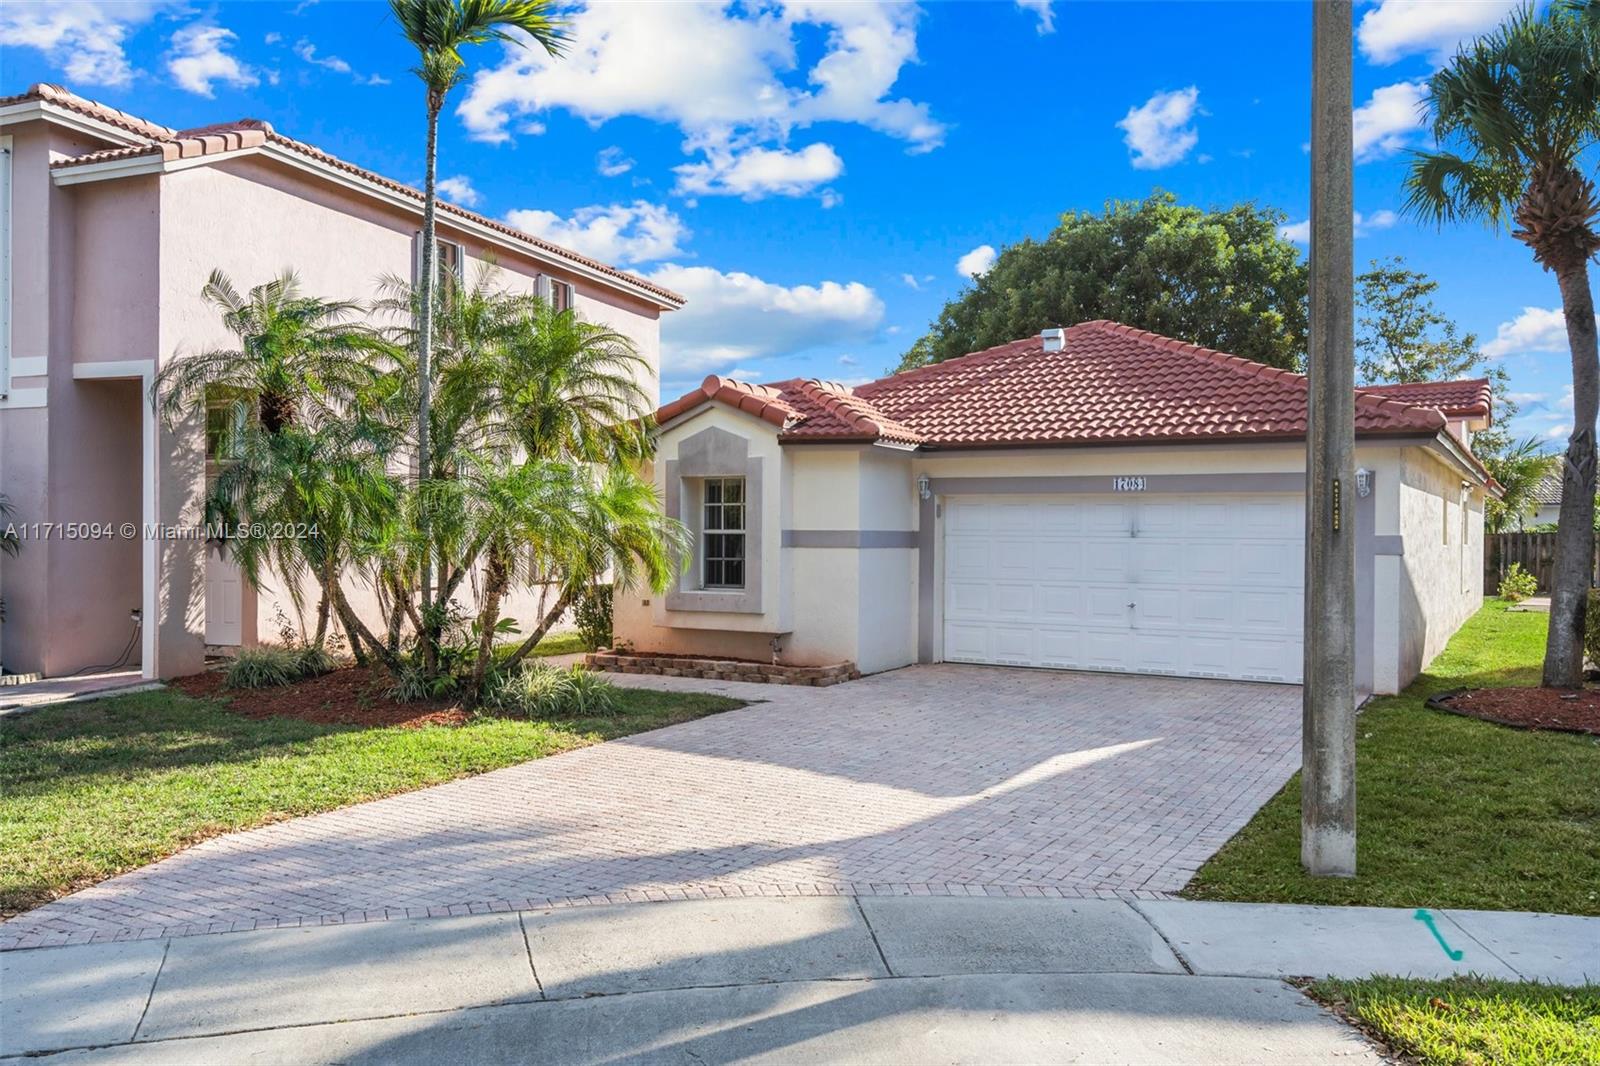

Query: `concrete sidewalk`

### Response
(4, 897, 1593, 1064)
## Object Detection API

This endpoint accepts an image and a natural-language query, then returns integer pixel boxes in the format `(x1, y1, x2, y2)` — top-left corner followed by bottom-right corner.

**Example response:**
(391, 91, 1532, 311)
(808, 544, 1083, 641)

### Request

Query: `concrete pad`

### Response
(1137, 900, 1523, 980)
(522, 898, 887, 997)
(1444, 909, 1600, 984)
(137, 915, 537, 1040)
(0, 940, 166, 1056)
(859, 896, 1183, 976)
(11, 973, 1381, 1065)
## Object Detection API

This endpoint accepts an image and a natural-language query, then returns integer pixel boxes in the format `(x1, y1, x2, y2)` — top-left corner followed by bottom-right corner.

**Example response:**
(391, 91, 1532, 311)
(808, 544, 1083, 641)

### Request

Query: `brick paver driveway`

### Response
(1, 667, 1300, 949)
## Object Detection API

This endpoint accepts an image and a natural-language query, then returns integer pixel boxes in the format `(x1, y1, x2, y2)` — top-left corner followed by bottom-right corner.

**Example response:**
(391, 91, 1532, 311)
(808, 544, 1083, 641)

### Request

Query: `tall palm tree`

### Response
(388, 0, 569, 623)
(152, 270, 384, 434)
(1404, 0, 1600, 686)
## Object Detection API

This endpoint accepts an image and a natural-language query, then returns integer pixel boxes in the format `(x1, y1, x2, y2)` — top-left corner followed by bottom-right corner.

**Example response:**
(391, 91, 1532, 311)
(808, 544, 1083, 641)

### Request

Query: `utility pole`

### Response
(1303, 0, 1357, 878)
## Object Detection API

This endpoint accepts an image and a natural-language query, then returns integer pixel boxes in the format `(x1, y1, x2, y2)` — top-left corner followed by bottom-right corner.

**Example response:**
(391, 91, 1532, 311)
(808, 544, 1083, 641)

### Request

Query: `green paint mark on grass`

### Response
(1415, 908, 1465, 961)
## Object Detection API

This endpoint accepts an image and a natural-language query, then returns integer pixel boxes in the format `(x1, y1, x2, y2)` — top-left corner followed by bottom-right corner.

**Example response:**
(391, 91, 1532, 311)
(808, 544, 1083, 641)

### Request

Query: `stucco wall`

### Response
(1395, 446, 1486, 684)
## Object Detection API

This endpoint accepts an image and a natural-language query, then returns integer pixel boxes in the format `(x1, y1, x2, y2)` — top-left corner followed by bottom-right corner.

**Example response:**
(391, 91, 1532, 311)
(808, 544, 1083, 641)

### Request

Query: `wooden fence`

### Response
(1485, 531, 1600, 593)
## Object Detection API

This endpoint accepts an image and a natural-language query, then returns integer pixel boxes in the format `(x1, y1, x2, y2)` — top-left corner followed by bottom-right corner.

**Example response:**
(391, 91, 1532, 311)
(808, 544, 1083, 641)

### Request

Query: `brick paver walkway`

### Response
(1, 666, 1301, 949)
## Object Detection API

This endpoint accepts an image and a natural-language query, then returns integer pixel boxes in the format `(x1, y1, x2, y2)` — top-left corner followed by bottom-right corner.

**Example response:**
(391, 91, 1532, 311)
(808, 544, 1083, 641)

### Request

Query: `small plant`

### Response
(1497, 563, 1539, 603)
(1585, 589, 1600, 670)
(225, 643, 338, 689)
(225, 647, 301, 689)
(391, 658, 461, 703)
(483, 662, 618, 718)
(574, 583, 613, 651)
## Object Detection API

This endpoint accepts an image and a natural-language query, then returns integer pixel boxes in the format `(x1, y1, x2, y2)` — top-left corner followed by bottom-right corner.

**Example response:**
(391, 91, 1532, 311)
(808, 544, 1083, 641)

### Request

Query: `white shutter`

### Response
(535, 274, 552, 304)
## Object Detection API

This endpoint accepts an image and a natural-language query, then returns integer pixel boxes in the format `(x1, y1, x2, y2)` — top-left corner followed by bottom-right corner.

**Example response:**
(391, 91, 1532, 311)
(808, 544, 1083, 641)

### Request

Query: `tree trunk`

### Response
(333, 584, 398, 670)
(311, 552, 335, 649)
(416, 92, 442, 675)
(1541, 259, 1599, 688)
(499, 586, 578, 673)
(469, 548, 509, 702)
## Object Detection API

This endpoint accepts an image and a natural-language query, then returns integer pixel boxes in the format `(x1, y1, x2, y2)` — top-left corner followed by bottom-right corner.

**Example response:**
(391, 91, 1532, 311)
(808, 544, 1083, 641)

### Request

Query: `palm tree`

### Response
(388, 0, 569, 626)
(1485, 436, 1561, 533)
(1404, 0, 1600, 686)
(152, 270, 383, 434)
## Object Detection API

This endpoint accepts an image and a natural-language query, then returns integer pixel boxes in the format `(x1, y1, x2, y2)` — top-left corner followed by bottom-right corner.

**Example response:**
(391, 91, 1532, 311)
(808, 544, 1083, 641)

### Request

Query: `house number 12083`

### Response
(1112, 476, 1147, 492)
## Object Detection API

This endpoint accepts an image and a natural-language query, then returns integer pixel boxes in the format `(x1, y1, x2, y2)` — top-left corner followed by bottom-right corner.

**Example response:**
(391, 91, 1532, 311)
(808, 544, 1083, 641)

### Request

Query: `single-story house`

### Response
(613, 323, 1497, 695)
(1530, 471, 1563, 527)
(0, 84, 680, 681)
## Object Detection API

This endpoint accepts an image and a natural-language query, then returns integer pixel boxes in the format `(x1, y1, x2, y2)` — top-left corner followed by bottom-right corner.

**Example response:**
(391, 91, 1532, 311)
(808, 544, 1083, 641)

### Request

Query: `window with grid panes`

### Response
(701, 477, 746, 588)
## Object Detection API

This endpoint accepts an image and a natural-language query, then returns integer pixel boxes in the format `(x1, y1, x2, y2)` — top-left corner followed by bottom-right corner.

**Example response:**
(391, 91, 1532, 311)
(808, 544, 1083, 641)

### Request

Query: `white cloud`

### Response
(1545, 423, 1573, 440)
(435, 175, 481, 208)
(643, 264, 884, 375)
(1483, 307, 1568, 359)
(168, 24, 258, 97)
(596, 146, 635, 177)
(458, 2, 942, 202)
(956, 244, 998, 278)
(506, 201, 690, 266)
(1117, 86, 1201, 169)
(900, 273, 934, 290)
(1016, 0, 1055, 35)
(674, 142, 843, 202)
(293, 37, 390, 85)
(1277, 210, 1401, 245)
(838, 354, 859, 366)
(1357, 0, 1519, 65)
(1, 1, 166, 88)
(1353, 80, 1428, 162)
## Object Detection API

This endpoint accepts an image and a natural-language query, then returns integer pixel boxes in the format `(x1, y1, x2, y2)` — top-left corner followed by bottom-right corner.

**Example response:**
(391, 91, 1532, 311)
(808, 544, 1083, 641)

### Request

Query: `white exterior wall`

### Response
(1393, 446, 1486, 685)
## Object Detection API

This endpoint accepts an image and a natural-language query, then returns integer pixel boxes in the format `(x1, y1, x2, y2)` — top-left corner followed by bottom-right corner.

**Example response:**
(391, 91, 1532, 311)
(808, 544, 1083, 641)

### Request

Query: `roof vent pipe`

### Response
(1041, 327, 1067, 352)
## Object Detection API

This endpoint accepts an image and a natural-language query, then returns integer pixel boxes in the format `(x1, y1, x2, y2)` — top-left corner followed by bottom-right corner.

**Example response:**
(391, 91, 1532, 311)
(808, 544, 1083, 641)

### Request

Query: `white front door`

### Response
(941, 494, 1304, 683)
(205, 543, 243, 646)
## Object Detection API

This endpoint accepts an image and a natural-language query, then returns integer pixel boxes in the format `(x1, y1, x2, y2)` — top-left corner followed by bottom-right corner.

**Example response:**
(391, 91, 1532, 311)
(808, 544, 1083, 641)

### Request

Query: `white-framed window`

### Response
(537, 274, 575, 313)
(701, 476, 746, 589)
(412, 232, 464, 288)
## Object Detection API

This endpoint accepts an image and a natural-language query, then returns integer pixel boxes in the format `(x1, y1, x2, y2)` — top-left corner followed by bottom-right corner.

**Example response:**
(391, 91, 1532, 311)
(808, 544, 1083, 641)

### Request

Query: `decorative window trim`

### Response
(664, 426, 764, 614)
(537, 274, 575, 312)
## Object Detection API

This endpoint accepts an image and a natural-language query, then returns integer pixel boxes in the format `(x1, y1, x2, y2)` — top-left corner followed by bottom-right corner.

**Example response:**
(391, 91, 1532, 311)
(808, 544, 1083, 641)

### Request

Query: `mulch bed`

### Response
(1428, 686, 1600, 736)
(172, 666, 471, 729)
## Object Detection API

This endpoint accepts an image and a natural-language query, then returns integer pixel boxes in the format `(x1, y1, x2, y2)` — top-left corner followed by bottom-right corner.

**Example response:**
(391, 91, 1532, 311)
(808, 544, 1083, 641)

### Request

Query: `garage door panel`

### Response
(943, 494, 1303, 684)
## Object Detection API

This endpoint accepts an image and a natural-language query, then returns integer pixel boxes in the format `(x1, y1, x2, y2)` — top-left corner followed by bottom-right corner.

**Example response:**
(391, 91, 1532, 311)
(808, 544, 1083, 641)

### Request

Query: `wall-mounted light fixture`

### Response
(1355, 468, 1372, 498)
(917, 474, 932, 501)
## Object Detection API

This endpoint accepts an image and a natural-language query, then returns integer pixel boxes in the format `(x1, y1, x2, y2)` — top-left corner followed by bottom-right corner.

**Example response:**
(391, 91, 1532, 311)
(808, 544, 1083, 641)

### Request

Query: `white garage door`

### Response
(942, 495, 1304, 683)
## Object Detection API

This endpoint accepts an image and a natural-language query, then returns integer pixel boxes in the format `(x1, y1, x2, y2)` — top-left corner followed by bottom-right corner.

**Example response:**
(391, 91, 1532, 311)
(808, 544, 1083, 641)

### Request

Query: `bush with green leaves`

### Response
(1497, 563, 1539, 603)
(224, 644, 338, 689)
(483, 662, 619, 718)
(1586, 589, 1600, 669)
(574, 583, 613, 651)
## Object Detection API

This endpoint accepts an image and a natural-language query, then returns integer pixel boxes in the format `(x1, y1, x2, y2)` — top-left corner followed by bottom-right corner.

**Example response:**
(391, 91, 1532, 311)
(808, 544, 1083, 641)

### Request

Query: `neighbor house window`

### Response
(701, 477, 746, 589)
(412, 233, 464, 288)
(537, 274, 575, 312)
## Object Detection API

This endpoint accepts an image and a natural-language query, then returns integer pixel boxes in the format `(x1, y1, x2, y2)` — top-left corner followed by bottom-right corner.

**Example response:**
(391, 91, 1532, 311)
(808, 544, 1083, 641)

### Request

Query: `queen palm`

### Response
(152, 270, 383, 434)
(1405, 0, 1600, 686)
(388, 0, 568, 624)
(1484, 436, 1561, 533)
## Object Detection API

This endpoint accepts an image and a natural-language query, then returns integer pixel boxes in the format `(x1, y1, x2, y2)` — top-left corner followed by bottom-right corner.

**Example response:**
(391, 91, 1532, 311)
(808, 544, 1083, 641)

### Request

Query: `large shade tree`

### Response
(1405, 0, 1600, 686)
(898, 192, 1310, 372)
(389, 0, 568, 647)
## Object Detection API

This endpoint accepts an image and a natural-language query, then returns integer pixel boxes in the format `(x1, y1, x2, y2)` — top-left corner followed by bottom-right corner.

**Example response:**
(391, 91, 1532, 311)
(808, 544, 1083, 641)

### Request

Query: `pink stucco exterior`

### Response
(0, 86, 677, 679)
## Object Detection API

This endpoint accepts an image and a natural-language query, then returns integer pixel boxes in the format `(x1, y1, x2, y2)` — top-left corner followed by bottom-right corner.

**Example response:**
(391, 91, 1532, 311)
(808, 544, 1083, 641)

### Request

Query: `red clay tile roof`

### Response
(657, 320, 1470, 450)
(655, 377, 804, 430)
(1357, 378, 1493, 420)
(10, 84, 682, 307)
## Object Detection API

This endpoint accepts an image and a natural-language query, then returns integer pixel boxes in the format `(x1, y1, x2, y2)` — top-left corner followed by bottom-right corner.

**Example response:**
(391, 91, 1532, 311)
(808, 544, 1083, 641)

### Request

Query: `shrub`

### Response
(1498, 563, 1539, 603)
(574, 583, 613, 651)
(1586, 589, 1600, 669)
(484, 662, 618, 718)
(225, 647, 301, 689)
(225, 643, 340, 689)
(390, 659, 460, 703)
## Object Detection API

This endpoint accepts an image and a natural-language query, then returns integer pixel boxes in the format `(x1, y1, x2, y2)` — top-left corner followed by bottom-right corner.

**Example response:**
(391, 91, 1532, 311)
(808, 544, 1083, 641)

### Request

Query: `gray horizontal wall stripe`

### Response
(1372, 535, 1405, 557)
(783, 530, 918, 549)
(928, 472, 1306, 496)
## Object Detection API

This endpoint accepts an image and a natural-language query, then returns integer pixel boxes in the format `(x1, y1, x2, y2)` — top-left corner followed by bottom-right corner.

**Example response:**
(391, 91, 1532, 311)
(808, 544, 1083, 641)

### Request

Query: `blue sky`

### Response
(3, 0, 1589, 444)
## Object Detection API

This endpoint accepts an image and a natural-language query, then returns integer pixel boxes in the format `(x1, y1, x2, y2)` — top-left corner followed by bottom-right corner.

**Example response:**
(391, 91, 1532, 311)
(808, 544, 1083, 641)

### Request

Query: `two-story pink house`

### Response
(0, 84, 682, 681)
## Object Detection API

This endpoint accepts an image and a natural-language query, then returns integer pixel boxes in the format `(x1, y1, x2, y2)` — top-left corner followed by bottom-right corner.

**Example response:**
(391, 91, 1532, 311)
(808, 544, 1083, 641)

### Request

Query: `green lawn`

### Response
(530, 630, 594, 657)
(0, 684, 741, 916)
(1185, 599, 1600, 915)
(1307, 976, 1600, 1066)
